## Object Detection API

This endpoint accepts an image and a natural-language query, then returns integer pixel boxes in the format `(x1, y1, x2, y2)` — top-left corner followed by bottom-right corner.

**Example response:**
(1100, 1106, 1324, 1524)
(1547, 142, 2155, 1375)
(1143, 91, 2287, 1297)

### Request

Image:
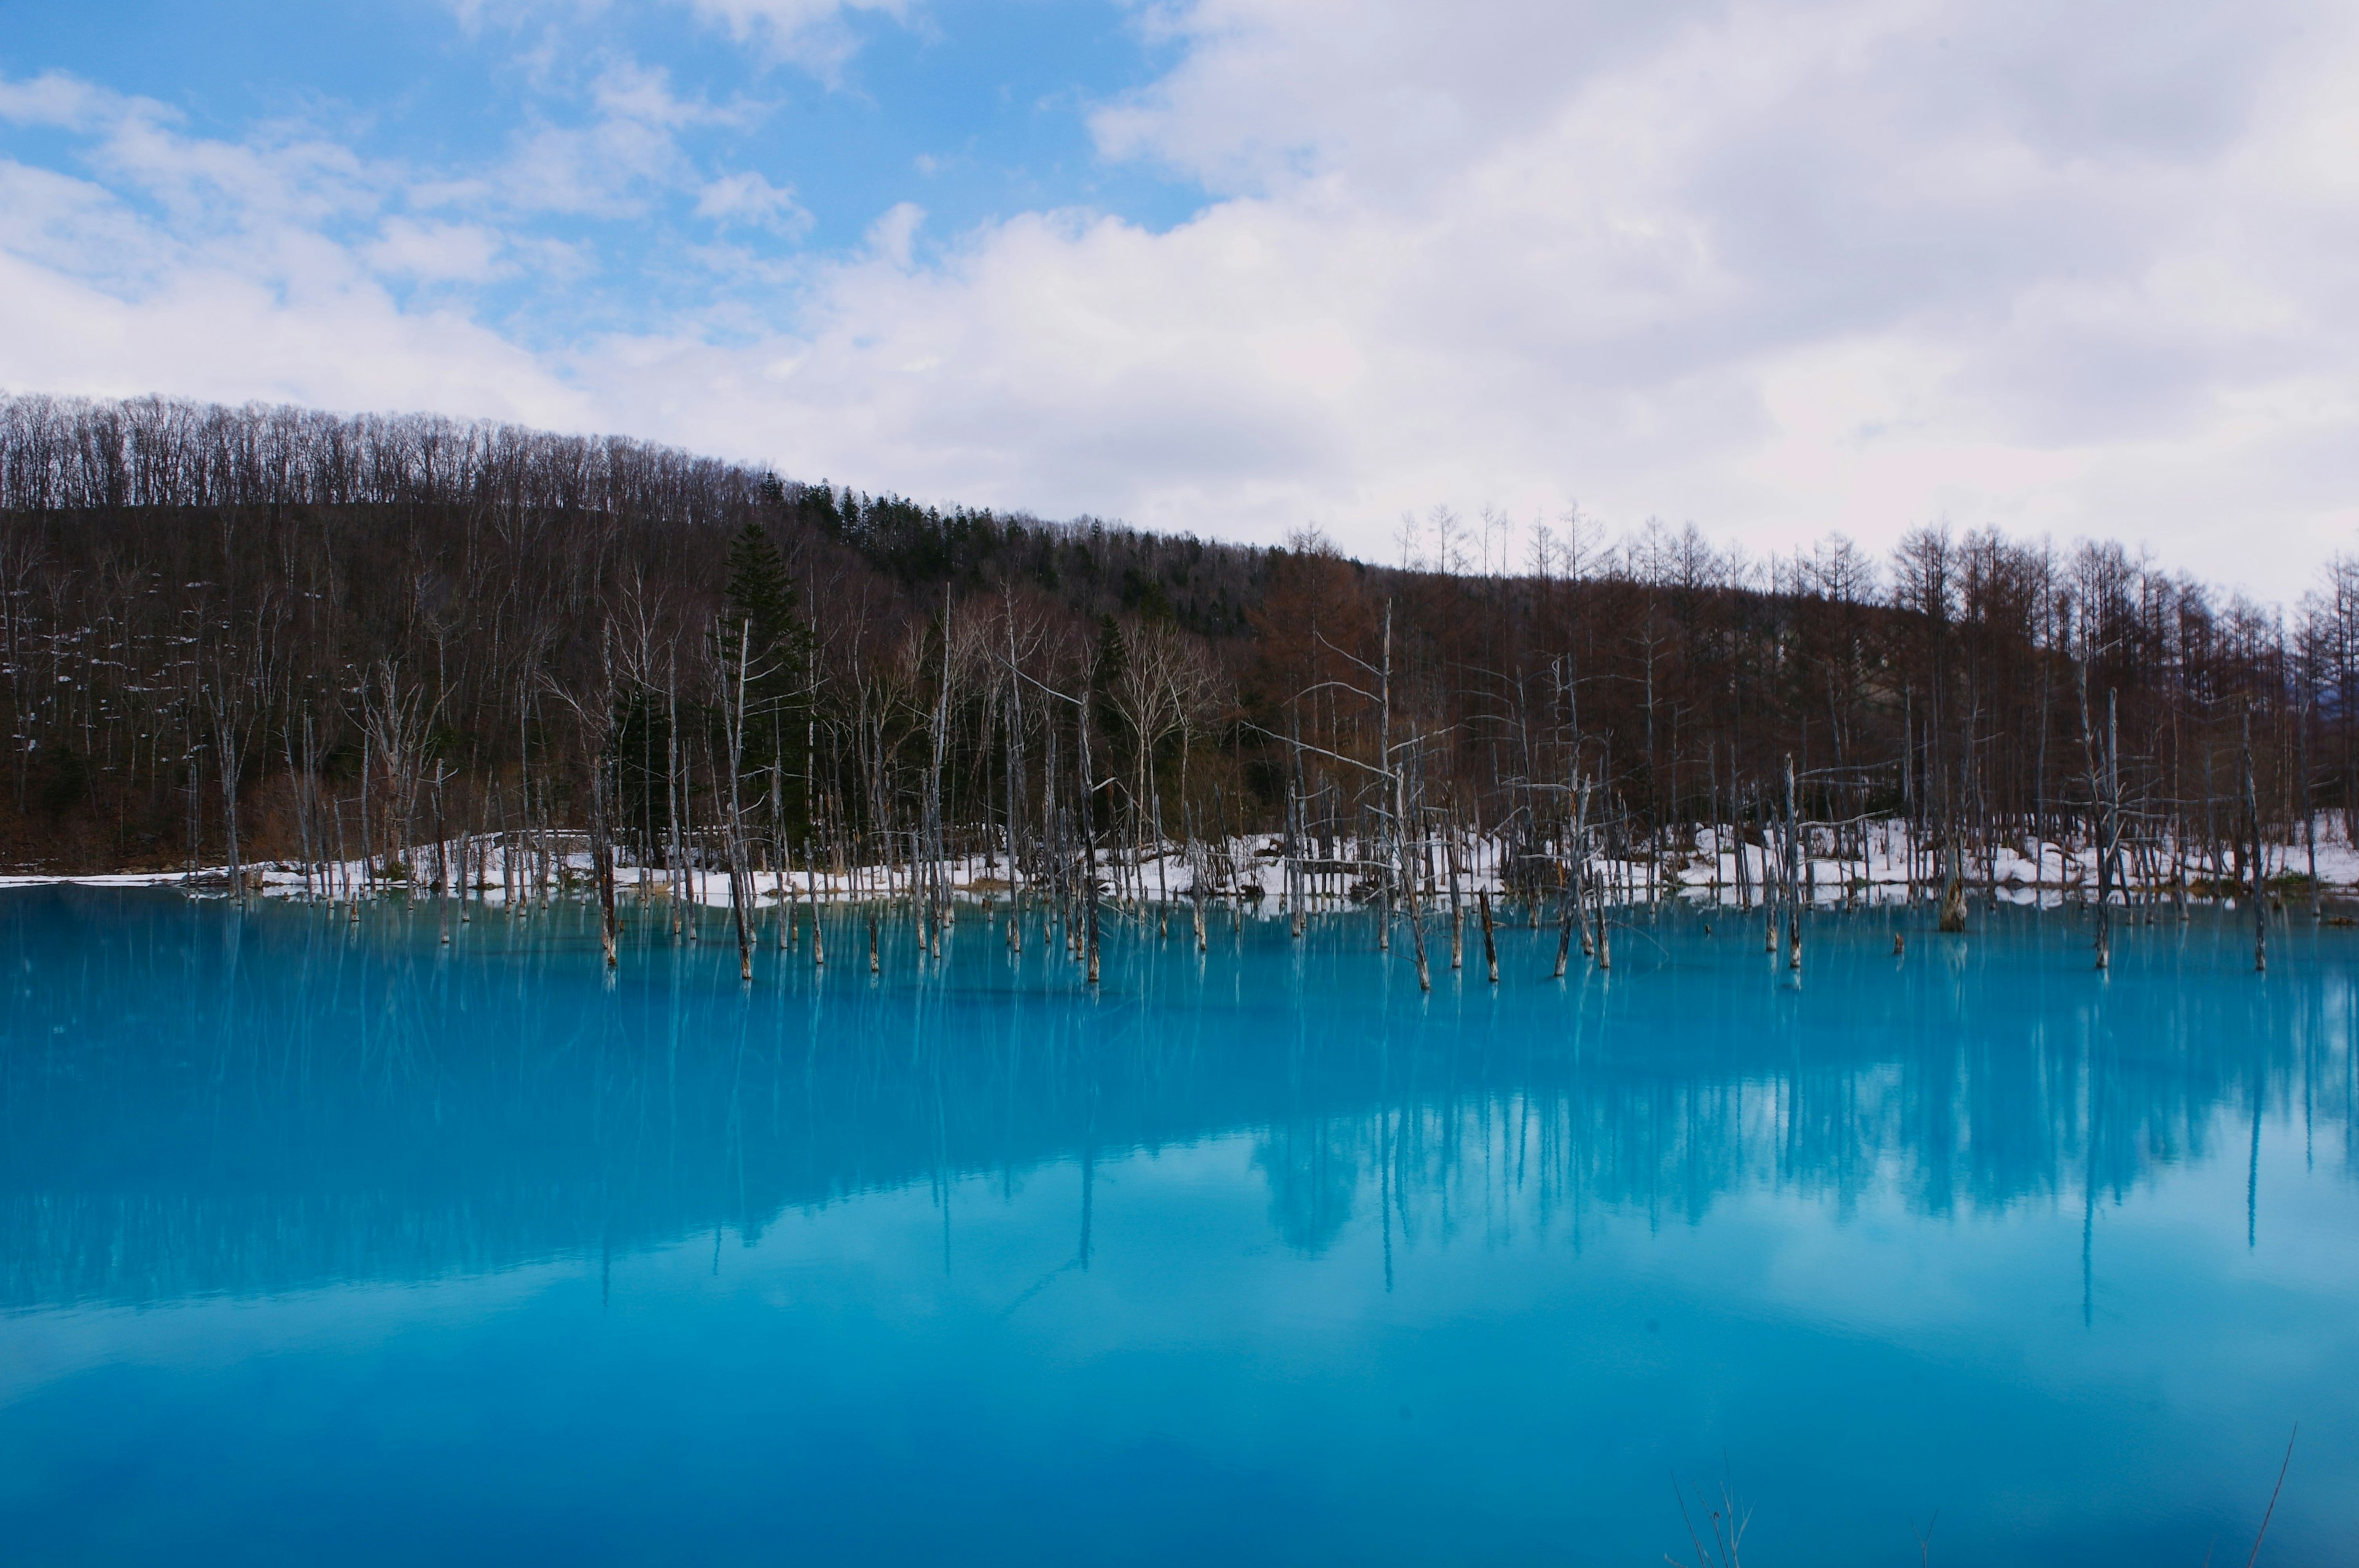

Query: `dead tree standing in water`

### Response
(2245, 708, 2267, 973)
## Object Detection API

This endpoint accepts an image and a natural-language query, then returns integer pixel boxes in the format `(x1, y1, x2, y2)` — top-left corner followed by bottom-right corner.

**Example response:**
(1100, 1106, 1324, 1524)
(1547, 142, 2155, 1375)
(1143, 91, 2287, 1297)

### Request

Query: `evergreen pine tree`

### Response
(726, 519, 799, 660)
(1091, 613, 1130, 790)
(719, 520, 812, 832)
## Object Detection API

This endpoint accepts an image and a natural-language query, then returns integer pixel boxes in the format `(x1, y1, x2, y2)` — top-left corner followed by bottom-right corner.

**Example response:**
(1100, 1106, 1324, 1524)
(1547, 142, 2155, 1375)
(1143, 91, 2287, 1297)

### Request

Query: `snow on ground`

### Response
(10, 817, 2356, 908)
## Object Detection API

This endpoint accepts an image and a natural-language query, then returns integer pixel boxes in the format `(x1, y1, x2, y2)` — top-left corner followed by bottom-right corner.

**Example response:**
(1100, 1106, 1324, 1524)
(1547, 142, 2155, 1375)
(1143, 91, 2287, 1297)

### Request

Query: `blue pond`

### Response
(2, 887, 2355, 1564)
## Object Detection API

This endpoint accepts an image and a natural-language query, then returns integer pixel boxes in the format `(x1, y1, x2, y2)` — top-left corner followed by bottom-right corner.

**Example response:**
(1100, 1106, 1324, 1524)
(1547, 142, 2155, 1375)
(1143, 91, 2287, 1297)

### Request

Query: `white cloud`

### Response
(0, 69, 116, 131)
(859, 200, 923, 267)
(680, 0, 911, 76)
(494, 60, 740, 215)
(499, 121, 668, 215)
(589, 56, 764, 131)
(693, 170, 810, 234)
(0, 244, 587, 423)
(440, 0, 911, 76)
(366, 218, 512, 283)
(0, 162, 160, 287)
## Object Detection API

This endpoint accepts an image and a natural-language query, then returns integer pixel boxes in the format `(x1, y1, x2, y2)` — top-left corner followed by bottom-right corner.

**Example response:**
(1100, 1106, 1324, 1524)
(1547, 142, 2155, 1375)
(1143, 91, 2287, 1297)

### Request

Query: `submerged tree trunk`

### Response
(1938, 834, 1967, 934)
(2079, 665, 2111, 970)
(2245, 709, 2267, 973)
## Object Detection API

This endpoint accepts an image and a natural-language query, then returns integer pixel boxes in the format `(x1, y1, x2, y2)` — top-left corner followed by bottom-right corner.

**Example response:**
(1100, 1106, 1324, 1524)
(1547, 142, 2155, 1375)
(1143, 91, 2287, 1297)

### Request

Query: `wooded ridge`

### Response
(2, 392, 2349, 951)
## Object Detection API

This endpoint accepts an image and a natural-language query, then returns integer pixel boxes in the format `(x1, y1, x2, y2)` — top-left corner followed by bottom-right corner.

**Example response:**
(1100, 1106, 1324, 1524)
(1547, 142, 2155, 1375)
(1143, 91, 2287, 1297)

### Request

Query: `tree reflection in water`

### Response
(2, 886, 2353, 1311)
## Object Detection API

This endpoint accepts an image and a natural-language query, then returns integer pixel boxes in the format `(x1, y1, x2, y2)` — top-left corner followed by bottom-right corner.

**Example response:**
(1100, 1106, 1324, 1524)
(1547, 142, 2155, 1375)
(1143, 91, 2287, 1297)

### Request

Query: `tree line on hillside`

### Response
(1, 392, 2352, 968)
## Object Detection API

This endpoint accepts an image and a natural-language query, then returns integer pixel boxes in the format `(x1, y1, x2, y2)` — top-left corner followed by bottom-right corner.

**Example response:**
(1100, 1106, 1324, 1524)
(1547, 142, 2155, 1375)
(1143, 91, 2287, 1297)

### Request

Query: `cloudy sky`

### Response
(3, 0, 2355, 596)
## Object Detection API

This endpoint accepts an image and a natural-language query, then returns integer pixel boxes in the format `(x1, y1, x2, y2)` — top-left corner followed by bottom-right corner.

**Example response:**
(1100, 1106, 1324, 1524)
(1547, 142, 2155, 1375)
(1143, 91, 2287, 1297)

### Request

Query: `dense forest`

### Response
(1, 392, 2350, 952)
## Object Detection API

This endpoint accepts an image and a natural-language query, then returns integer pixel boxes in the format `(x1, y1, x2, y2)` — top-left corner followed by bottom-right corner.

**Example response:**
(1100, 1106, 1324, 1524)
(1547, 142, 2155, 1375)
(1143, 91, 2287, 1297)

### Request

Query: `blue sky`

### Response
(4, 0, 2357, 596)
(7, 0, 1186, 235)
(4, 0, 1199, 336)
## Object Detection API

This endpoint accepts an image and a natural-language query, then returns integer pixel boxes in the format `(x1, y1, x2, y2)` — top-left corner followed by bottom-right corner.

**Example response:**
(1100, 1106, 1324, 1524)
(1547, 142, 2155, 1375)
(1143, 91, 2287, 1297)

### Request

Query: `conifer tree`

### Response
(721, 519, 811, 833)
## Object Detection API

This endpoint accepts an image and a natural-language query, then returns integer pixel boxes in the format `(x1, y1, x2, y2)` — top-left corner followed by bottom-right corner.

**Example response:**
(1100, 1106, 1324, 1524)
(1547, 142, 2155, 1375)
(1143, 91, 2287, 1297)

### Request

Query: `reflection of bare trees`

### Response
(1254, 1118, 1361, 1255)
(3, 895, 2348, 1311)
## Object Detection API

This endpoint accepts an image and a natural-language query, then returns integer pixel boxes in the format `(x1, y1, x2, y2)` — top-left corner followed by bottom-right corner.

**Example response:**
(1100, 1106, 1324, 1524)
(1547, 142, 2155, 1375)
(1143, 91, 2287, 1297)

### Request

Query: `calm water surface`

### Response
(3, 889, 2356, 1564)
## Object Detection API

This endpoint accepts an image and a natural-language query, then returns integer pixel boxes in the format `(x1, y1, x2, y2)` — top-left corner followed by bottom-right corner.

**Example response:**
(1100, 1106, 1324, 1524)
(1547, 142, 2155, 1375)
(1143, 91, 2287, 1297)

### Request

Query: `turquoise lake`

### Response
(2, 887, 2354, 1564)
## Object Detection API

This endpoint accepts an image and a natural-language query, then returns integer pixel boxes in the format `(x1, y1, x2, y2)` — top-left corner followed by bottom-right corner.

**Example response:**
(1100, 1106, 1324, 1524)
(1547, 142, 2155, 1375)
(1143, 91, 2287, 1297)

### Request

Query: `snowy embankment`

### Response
(9, 817, 2355, 908)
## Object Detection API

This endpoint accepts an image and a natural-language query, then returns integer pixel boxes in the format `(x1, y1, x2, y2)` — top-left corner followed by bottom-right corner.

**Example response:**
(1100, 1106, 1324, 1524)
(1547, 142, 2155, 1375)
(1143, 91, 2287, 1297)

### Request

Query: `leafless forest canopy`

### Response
(1, 391, 2352, 910)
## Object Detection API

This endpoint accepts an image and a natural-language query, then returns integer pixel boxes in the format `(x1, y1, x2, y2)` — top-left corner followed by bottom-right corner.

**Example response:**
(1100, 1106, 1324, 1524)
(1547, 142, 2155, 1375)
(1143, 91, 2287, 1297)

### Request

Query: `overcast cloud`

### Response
(2, 0, 2355, 598)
